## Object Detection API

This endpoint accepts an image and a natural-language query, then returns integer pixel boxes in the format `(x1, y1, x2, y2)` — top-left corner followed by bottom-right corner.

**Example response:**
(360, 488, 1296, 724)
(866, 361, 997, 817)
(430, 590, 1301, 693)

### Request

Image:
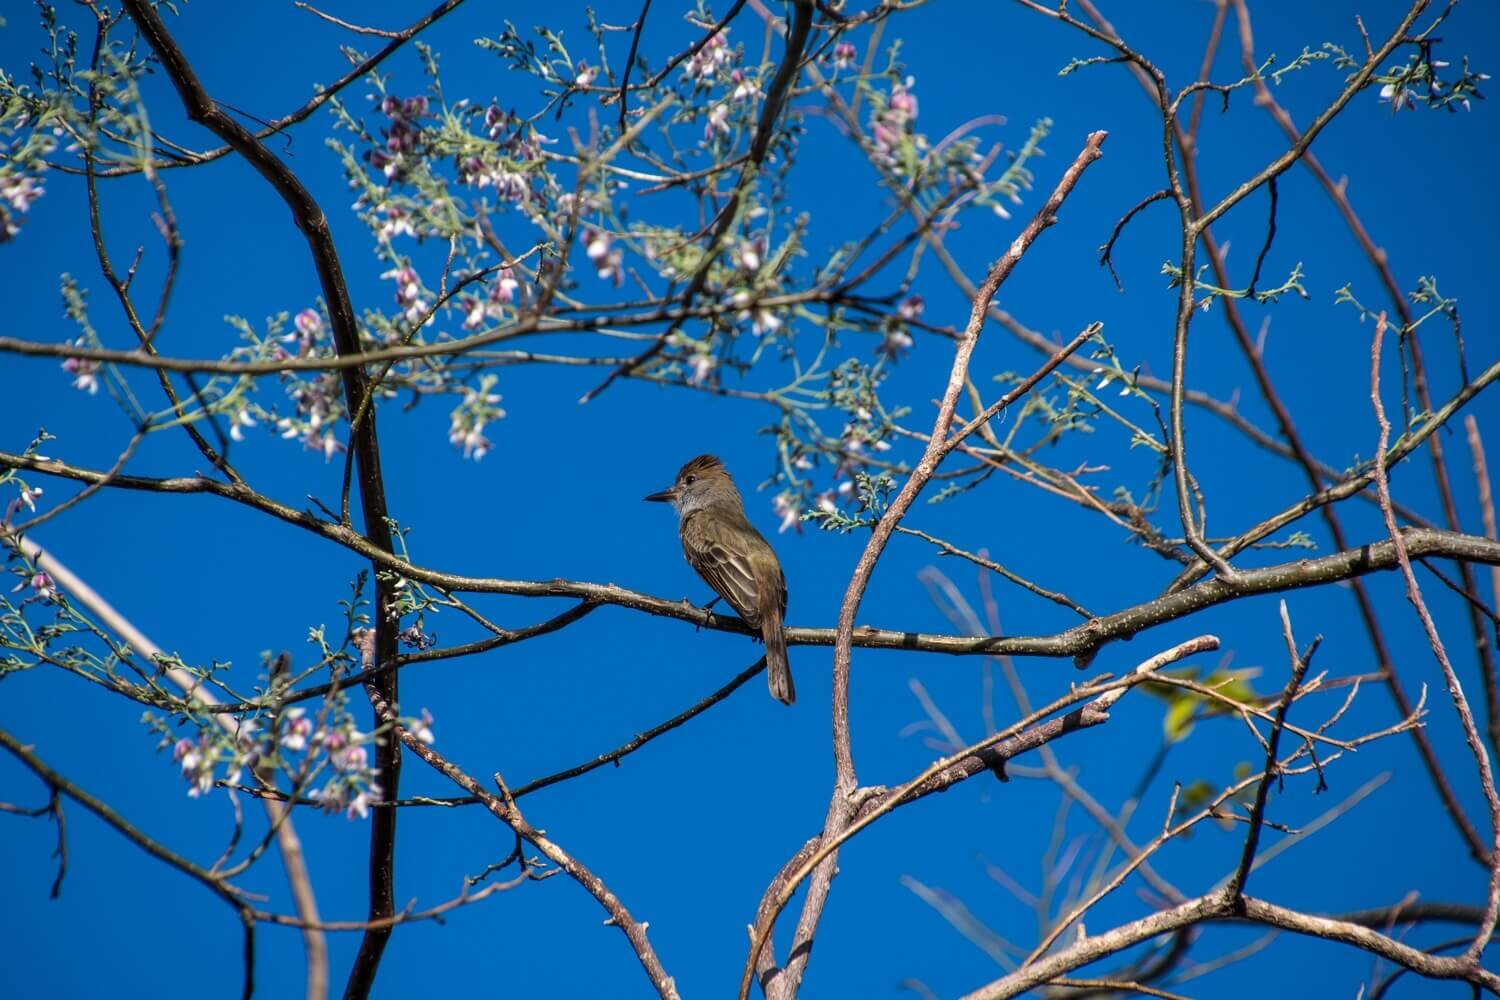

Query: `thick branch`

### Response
(8, 451, 1500, 669)
(961, 889, 1500, 1000)
(118, 3, 403, 992)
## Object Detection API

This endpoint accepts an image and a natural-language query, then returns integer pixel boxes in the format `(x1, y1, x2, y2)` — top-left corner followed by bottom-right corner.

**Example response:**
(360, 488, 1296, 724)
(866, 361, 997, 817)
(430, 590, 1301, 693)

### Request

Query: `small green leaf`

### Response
(1164, 697, 1197, 742)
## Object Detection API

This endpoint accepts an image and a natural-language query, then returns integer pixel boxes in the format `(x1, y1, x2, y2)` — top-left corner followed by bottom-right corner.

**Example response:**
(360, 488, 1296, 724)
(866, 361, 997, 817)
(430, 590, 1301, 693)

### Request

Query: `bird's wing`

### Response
(681, 512, 768, 627)
(770, 548, 787, 618)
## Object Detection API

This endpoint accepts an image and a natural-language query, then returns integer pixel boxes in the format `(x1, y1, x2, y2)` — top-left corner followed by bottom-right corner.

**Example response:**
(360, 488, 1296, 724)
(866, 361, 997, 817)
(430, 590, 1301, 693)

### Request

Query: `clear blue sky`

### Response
(2, 1, 1498, 997)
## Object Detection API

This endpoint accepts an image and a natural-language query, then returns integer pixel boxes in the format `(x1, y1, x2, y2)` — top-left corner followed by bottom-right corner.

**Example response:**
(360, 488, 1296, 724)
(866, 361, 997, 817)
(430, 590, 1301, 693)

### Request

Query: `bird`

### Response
(644, 454, 795, 705)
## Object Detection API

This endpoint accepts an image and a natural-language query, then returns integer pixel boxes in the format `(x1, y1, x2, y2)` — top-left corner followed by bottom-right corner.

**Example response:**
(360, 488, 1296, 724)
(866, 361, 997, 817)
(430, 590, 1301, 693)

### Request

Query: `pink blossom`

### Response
(24, 572, 58, 602)
(731, 289, 781, 336)
(870, 78, 921, 163)
(684, 31, 732, 81)
(410, 709, 436, 745)
(347, 788, 377, 820)
(688, 353, 715, 385)
(449, 418, 493, 460)
(583, 230, 623, 285)
(772, 493, 801, 534)
(879, 327, 914, 359)
(3, 175, 45, 213)
(705, 103, 731, 139)
(753, 310, 781, 336)
(281, 309, 324, 357)
(377, 206, 416, 240)
(833, 41, 858, 71)
(403, 299, 431, 326)
(229, 409, 256, 442)
(738, 239, 763, 273)
(333, 742, 368, 774)
(493, 268, 520, 304)
(371, 149, 403, 180)
(731, 70, 759, 103)
(294, 309, 322, 337)
(280, 709, 313, 753)
(889, 83, 918, 120)
(585, 230, 610, 262)
(485, 105, 510, 139)
(382, 265, 421, 304)
(462, 296, 487, 330)
(61, 348, 99, 395)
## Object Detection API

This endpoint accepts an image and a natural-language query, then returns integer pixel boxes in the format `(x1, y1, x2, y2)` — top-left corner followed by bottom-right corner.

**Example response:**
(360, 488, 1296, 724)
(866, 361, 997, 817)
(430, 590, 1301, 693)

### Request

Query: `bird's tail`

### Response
(762, 605, 795, 706)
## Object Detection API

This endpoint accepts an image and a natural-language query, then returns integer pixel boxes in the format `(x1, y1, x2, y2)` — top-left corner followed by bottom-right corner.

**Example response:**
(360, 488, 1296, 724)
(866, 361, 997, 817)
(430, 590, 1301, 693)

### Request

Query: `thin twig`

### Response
(1370, 312, 1500, 962)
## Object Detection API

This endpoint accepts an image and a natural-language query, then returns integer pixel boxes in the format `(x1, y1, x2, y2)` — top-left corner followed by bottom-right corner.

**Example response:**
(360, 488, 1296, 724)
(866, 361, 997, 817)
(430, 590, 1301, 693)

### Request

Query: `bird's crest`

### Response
(678, 454, 728, 482)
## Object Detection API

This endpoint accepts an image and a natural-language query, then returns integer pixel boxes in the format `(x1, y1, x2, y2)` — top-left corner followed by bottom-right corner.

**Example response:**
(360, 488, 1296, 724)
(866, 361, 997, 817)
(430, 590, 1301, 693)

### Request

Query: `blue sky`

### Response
(2, 1, 1498, 997)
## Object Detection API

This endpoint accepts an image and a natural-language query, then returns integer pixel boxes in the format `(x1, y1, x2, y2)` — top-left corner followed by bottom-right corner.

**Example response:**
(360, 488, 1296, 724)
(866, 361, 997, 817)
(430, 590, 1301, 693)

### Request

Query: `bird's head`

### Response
(644, 454, 743, 515)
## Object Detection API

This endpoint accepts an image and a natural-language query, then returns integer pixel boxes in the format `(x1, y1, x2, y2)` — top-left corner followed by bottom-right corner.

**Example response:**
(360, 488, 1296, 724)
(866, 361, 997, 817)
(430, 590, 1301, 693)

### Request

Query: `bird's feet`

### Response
(691, 595, 723, 632)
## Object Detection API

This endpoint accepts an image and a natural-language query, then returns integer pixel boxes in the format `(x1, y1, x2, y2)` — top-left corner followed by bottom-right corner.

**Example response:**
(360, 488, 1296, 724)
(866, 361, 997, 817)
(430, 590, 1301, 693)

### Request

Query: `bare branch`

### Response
(1370, 313, 1500, 961)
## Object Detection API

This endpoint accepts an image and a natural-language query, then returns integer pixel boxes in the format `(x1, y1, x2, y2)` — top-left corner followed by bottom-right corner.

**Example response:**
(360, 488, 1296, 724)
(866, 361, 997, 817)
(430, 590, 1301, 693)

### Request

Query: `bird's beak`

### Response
(643, 486, 677, 503)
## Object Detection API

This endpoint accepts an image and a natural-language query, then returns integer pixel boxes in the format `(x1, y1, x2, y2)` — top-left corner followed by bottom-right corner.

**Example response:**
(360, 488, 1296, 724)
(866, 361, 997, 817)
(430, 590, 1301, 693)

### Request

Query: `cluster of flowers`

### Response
(878, 295, 923, 359)
(870, 77, 922, 170)
(269, 309, 347, 461)
(705, 67, 761, 139)
(682, 30, 736, 84)
(165, 705, 435, 820)
(1, 485, 59, 599)
(455, 104, 544, 205)
(1378, 57, 1489, 113)
(773, 454, 855, 535)
(369, 95, 430, 182)
(0, 116, 53, 242)
(3, 484, 44, 524)
(2, 173, 45, 242)
(771, 345, 913, 532)
(382, 264, 430, 328)
(584, 229, 624, 286)
(10, 567, 60, 605)
(729, 236, 781, 336)
(60, 340, 100, 394)
(448, 374, 506, 461)
(459, 267, 522, 330)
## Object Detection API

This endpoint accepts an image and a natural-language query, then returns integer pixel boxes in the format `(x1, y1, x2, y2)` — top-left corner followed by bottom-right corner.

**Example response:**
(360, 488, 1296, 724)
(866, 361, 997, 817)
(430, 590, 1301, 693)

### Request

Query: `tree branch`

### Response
(117, 3, 403, 991)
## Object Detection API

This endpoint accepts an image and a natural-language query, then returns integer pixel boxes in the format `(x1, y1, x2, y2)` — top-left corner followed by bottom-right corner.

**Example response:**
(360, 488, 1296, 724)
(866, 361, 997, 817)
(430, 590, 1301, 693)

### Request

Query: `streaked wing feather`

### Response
(682, 513, 767, 626)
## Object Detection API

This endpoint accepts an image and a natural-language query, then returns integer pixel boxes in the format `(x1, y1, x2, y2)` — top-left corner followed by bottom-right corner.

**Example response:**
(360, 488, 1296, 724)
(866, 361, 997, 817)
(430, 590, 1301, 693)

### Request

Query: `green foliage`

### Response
(1141, 665, 1264, 743)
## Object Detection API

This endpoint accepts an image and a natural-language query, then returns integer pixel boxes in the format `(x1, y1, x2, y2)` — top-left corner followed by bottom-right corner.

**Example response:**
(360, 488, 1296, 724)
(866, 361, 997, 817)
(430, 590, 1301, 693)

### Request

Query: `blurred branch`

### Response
(0, 727, 260, 1000)
(1, 530, 327, 992)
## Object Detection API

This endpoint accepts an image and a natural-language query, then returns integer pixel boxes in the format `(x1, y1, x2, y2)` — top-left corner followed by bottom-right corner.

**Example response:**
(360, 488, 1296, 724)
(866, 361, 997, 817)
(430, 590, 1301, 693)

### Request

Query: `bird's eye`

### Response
(684, 474, 696, 485)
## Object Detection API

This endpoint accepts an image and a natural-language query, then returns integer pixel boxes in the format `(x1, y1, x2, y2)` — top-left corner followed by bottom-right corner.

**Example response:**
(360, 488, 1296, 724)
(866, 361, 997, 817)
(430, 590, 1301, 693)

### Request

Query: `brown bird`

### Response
(645, 454, 794, 705)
